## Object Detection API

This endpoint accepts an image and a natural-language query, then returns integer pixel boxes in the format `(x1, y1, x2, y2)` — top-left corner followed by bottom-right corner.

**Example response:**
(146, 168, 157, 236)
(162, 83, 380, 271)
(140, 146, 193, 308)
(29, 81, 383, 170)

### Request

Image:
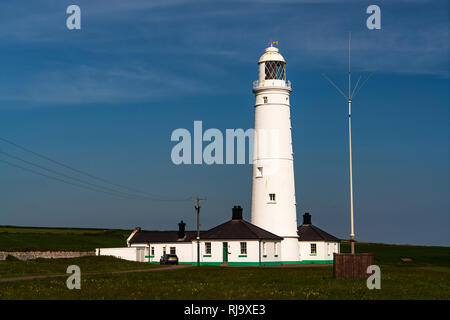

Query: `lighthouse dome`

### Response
(258, 46, 286, 64)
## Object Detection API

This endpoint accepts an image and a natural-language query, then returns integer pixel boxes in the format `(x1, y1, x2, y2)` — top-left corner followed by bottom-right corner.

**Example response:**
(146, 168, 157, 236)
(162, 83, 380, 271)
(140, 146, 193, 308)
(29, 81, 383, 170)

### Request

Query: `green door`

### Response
(222, 242, 228, 262)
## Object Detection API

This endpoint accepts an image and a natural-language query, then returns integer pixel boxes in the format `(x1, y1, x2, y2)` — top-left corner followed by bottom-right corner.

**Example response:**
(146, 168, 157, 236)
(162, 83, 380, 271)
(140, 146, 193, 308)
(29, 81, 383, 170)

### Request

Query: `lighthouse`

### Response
(250, 44, 299, 263)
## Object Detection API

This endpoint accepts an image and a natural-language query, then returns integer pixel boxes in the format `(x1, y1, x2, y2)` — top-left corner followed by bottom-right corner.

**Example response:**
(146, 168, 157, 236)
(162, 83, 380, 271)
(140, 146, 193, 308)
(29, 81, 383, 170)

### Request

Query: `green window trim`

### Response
(274, 254, 278, 257)
(203, 254, 212, 257)
(238, 254, 248, 257)
(310, 253, 317, 256)
(144, 255, 155, 258)
(263, 254, 267, 258)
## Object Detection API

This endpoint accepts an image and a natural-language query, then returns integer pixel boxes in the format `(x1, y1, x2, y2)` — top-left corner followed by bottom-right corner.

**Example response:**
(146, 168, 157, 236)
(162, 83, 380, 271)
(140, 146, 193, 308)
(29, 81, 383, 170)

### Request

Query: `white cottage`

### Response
(125, 206, 283, 266)
(97, 207, 340, 265)
(297, 213, 340, 264)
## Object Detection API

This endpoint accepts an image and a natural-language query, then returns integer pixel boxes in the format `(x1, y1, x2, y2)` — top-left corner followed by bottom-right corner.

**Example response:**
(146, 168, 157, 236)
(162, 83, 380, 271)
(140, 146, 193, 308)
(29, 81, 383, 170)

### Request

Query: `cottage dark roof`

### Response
(129, 230, 203, 244)
(130, 220, 283, 243)
(129, 206, 283, 244)
(297, 212, 340, 242)
(201, 219, 283, 240)
(297, 224, 340, 241)
(297, 223, 339, 242)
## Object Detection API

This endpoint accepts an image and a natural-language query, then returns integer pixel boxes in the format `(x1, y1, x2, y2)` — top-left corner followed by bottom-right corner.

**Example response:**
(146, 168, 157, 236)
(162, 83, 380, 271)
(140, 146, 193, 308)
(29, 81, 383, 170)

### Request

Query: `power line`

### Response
(0, 136, 190, 202)
(0, 136, 187, 200)
(0, 158, 127, 199)
(0, 150, 143, 199)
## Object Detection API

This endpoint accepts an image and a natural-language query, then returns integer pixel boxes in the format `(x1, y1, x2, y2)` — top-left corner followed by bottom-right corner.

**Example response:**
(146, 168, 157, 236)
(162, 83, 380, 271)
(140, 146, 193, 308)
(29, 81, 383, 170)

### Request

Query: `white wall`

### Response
(228, 240, 259, 264)
(193, 241, 223, 265)
(96, 247, 139, 261)
(298, 241, 339, 262)
(260, 241, 282, 265)
(99, 239, 329, 265)
(193, 240, 281, 265)
(131, 242, 192, 264)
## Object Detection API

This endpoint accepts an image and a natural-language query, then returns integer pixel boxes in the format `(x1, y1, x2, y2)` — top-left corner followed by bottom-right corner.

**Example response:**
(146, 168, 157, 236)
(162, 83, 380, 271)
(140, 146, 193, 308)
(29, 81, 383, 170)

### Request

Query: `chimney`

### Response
(178, 220, 186, 239)
(135, 227, 141, 232)
(303, 212, 312, 225)
(232, 205, 243, 220)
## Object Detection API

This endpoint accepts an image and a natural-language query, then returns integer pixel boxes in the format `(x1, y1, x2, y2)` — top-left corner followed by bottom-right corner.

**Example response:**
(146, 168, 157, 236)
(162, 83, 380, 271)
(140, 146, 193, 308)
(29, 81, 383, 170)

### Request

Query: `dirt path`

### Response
(0, 264, 193, 283)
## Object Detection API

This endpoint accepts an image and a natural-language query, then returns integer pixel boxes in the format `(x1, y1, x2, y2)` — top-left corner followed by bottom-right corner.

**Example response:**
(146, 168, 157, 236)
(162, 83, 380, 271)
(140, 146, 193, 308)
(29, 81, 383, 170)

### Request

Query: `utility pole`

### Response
(190, 197, 207, 266)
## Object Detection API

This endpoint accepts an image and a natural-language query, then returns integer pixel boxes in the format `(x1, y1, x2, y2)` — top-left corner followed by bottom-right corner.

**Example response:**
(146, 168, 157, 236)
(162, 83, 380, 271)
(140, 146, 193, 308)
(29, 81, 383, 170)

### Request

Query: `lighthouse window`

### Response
(256, 167, 263, 178)
(269, 193, 276, 202)
(265, 61, 285, 80)
(263, 96, 268, 103)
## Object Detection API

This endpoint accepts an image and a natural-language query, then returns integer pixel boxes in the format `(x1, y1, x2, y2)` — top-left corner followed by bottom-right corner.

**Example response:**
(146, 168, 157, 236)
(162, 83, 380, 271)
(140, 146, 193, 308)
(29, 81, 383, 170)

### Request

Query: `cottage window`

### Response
(263, 242, 267, 255)
(310, 243, 317, 255)
(274, 243, 278, 255)
(163, 246, 166, 255)
(205, 242, 211, 255)
(170, 247, 176, 255)
(151, 247, 155, 256)
(240, 242, 247, 255)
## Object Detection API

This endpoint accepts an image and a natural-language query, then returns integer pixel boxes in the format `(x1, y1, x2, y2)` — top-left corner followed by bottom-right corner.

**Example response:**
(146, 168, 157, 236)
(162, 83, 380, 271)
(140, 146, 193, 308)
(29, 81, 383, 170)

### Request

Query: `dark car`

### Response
(160, 254, 179, 265)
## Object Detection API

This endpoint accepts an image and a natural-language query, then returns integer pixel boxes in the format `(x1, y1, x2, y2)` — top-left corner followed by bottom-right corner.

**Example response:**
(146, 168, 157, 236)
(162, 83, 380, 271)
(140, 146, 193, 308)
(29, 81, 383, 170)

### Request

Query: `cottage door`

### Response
(222, 242, 228, 262)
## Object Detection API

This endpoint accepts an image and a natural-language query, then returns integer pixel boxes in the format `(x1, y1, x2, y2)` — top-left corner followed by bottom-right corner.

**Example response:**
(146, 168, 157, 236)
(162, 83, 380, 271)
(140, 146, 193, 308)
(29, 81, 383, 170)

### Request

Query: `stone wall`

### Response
(0, 251, 95, 261)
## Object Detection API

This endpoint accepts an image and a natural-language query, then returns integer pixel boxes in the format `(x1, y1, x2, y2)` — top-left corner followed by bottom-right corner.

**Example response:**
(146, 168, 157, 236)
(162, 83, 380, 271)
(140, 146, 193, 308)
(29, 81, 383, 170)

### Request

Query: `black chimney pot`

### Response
(178, 220, 186, 239)
(232, 205, 243, 220)
(303, 212, 312, 225)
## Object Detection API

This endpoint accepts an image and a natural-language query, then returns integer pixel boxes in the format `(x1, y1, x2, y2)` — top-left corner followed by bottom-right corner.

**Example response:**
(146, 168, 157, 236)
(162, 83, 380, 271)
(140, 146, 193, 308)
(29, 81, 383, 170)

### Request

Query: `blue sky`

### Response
(0, 0, 448, 246)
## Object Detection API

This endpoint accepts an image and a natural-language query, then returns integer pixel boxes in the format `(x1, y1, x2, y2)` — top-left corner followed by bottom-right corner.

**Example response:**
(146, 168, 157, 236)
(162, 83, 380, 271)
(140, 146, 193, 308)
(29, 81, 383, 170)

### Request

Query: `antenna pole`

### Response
(348, 31, 355, 254)
(323, 33, 374, 255)
(349, 97, 355, 254)
(348, 32, 351, 99)
(190, 197, 207, 266)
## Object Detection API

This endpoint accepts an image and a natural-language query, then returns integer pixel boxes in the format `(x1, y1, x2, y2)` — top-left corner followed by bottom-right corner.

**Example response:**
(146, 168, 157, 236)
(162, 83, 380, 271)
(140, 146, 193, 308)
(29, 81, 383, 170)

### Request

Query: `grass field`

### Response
(340, 241, 450, 267)
(0, 262, 448, 299)
(0, 256, 165, 280)
(0, 226, 449, 299)
(0, 226, 131, 251)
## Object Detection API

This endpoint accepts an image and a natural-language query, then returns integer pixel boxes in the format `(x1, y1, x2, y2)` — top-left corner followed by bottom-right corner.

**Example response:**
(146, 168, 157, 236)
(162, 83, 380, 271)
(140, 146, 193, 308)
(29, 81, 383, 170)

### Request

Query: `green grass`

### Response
(0, 226, 131, 251)
(0, 256, 165, 280)
(0, 264, 448, 299)
(340, 241, 450, 267)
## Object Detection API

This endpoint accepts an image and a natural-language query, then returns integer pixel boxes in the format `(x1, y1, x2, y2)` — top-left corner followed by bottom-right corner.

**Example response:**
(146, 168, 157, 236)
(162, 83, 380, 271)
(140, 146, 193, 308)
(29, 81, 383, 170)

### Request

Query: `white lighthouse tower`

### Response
(251, 44, 299, 263)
